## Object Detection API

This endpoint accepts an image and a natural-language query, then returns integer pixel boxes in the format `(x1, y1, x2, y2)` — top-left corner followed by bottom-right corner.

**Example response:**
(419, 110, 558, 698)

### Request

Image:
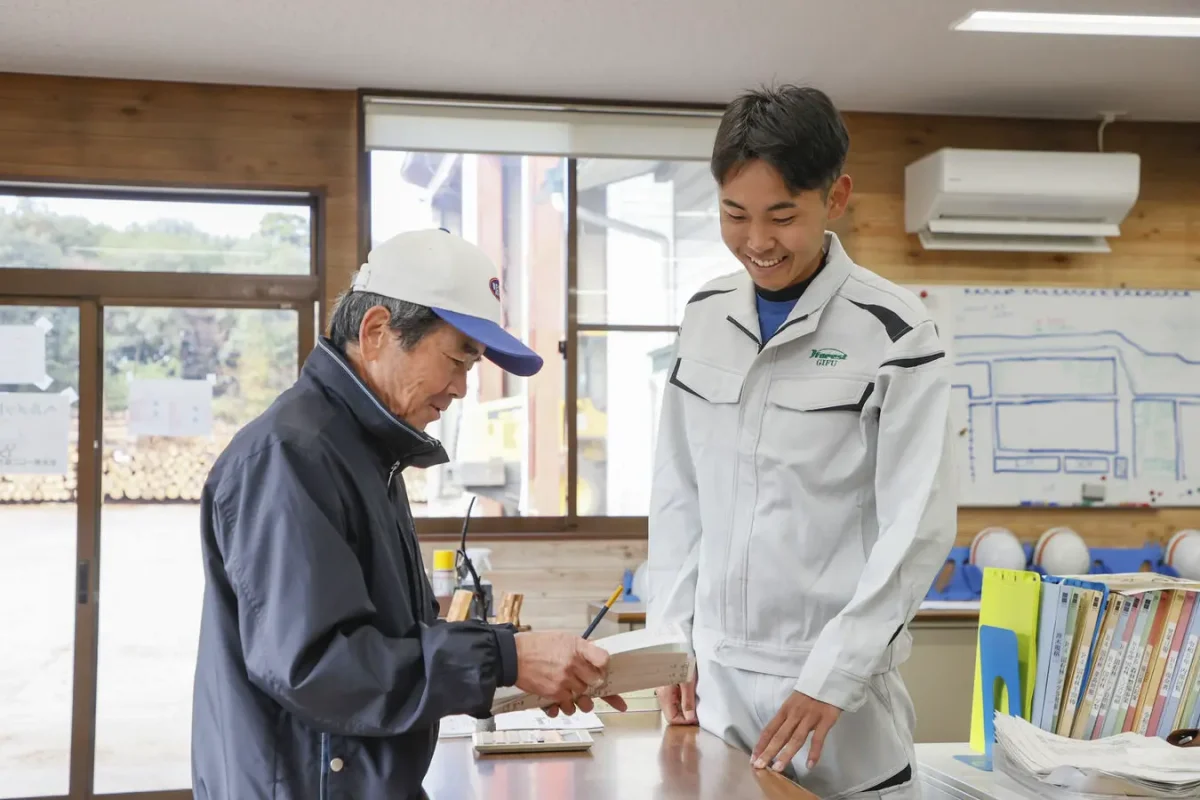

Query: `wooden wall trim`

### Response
(2, 268, 320, 305)
(359, 86, 728, 114)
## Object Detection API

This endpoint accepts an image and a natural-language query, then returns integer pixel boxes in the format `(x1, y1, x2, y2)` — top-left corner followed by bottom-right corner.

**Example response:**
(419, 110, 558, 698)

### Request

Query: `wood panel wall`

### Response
(0, 72, 359, 310)
(2, 72, 1197, 631)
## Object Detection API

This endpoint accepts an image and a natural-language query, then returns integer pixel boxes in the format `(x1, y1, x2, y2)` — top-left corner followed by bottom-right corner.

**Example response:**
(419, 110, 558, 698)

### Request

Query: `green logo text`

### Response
(810, 348, 847, 367)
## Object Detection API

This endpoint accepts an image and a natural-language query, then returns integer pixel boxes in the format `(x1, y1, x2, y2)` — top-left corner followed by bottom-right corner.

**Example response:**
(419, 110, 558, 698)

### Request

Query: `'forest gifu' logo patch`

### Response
(810, 348, 847, 367)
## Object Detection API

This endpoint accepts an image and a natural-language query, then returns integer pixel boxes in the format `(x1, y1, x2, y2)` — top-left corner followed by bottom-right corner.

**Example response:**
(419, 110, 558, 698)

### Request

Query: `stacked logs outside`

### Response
(0, 422, 431, 505)
(0, 423, 226, 504)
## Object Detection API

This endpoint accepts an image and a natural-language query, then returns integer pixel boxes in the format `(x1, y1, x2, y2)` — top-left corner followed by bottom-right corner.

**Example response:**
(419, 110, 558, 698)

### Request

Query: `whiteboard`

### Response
(914, 286, 1200, 508)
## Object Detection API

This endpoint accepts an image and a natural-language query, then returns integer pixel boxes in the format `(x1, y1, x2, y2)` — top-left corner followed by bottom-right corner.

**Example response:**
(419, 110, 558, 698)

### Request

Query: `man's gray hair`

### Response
(327, 290, 443, 352)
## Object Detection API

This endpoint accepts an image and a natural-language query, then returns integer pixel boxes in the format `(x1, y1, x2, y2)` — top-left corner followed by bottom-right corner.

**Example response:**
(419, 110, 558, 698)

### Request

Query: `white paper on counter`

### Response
(437, 715, 479, 739)
(494, 709, 605, 731)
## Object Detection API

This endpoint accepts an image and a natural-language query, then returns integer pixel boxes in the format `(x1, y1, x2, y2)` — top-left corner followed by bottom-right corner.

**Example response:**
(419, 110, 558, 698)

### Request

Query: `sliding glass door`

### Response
(1, 184, 319, 800)
(91, 306, 299, 795)
(0, 303, 84, 800)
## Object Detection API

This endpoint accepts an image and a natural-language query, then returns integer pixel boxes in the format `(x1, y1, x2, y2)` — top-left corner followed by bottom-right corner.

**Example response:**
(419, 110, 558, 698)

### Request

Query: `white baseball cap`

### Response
(351, 228, 543, 377)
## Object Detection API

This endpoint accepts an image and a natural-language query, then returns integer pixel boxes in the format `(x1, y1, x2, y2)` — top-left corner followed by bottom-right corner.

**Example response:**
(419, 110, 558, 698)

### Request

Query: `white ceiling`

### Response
(2, 0, 1199, 121)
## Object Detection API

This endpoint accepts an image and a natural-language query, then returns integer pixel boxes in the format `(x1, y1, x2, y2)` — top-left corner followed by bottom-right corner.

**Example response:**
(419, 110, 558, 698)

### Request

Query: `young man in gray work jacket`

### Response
(648, 86, 956, 799)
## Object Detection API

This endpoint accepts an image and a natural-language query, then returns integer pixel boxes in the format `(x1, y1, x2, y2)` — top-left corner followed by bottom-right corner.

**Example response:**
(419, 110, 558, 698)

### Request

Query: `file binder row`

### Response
(972, 569, 1200, 749)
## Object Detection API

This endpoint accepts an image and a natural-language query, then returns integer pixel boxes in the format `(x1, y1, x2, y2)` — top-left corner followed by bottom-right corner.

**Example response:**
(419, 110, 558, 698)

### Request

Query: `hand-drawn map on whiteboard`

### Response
(916, 286, 1200, 508)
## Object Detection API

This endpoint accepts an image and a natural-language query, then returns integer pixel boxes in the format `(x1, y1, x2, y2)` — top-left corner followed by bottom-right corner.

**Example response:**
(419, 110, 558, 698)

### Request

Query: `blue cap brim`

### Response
(432, 308, 544, 377)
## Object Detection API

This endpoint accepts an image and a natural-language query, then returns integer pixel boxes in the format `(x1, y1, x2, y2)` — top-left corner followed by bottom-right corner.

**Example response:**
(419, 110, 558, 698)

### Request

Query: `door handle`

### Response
(77, 560, 89, 604)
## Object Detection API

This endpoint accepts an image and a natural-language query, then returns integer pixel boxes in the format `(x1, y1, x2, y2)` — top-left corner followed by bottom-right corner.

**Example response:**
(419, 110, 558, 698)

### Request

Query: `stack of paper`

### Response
(438, 709, 606, 739)
(489, 624, 693, 715)
(993, 712, 1200, 798)
(493, 709, 604, 731)
(1026, 573, 1200, 741)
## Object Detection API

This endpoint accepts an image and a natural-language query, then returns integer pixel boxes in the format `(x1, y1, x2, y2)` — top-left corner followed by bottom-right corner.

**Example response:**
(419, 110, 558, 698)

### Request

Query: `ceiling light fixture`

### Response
(953, 11, 1200, 37)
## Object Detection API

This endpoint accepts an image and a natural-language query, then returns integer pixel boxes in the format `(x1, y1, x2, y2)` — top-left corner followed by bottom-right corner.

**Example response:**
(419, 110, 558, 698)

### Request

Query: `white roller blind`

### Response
(363, 97, 722, 161)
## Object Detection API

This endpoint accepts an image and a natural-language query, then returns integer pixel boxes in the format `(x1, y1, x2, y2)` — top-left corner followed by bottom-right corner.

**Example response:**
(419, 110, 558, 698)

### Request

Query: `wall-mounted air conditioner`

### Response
(904, 148, 1140, 253)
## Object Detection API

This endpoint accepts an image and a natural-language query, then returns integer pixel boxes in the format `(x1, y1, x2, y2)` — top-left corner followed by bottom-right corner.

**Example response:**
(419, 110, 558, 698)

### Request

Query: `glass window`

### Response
(370, 151, 566, 517)
(0, 192, 312, 274)
(574, 158, 734, 516)
(576, 159, 735, 327)
(93, 306, 299, 794)
(368, 147, 738, 521)
(576, 330, 676, 516)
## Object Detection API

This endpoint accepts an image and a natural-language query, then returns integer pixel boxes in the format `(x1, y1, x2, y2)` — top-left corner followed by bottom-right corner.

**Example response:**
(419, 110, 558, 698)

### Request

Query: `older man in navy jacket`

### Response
(192, 229, 625, 800)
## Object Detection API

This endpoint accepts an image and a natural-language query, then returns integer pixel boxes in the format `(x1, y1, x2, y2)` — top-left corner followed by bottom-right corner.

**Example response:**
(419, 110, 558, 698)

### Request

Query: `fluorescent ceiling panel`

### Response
(954, 11, 1200, 37)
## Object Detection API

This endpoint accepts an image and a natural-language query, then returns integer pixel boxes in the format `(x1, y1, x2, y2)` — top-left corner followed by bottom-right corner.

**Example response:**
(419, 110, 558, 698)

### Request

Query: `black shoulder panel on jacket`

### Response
(687, 287, 735, 305)
(849, 300, 913, 342)
(880, 351, 945, 369)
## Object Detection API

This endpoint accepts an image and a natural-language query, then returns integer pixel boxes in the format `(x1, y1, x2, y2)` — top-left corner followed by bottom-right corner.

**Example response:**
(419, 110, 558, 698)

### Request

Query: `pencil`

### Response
(582, 585, 624, 640)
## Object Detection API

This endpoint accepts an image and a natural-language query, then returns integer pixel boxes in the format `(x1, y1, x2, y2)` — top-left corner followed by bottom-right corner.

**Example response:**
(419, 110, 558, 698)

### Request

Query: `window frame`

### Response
(1, 179, 323, 361)
(359, 91, 728, 539)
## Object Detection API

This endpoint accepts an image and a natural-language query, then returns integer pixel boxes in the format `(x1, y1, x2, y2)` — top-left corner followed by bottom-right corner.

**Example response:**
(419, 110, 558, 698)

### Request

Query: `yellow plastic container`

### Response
(431, 549, 457, 596)
(432, 550, 456, 571)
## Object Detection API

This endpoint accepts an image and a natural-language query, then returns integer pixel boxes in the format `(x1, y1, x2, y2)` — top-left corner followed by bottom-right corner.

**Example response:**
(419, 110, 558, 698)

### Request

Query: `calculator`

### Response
(472, 728, 594, 755)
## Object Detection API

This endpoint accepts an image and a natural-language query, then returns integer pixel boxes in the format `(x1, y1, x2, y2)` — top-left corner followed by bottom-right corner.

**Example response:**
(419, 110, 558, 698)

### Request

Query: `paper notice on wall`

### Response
(128, 378, 213, 438)
(0, 322, 51, 387)
(0, 392, 70, 474)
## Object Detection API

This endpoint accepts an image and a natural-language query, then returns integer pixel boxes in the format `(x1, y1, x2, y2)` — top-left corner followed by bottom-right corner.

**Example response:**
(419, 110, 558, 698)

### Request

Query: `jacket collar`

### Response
(303, 337, 449, 470)
(726, 231, 854, 352)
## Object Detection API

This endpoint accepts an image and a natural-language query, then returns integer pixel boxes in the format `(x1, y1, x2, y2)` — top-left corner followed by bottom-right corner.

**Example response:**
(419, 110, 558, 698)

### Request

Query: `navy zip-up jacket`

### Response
(191, 337, 518, 800)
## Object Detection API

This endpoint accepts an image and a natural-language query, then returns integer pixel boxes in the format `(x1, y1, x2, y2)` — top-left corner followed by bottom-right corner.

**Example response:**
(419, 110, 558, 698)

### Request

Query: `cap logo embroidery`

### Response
(489, 277, 501, 301)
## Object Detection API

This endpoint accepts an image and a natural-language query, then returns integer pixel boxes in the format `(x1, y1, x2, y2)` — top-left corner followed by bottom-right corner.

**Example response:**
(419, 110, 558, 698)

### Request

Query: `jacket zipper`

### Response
(722, 351, 763, 641)
(388, 462, 434, 616)
(734, 348, 783, 641)
(319, 731, 331, 800)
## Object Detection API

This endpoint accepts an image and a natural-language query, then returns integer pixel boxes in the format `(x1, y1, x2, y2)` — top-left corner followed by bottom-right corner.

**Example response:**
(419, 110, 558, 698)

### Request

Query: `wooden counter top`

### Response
(423, 711, 817, 799)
